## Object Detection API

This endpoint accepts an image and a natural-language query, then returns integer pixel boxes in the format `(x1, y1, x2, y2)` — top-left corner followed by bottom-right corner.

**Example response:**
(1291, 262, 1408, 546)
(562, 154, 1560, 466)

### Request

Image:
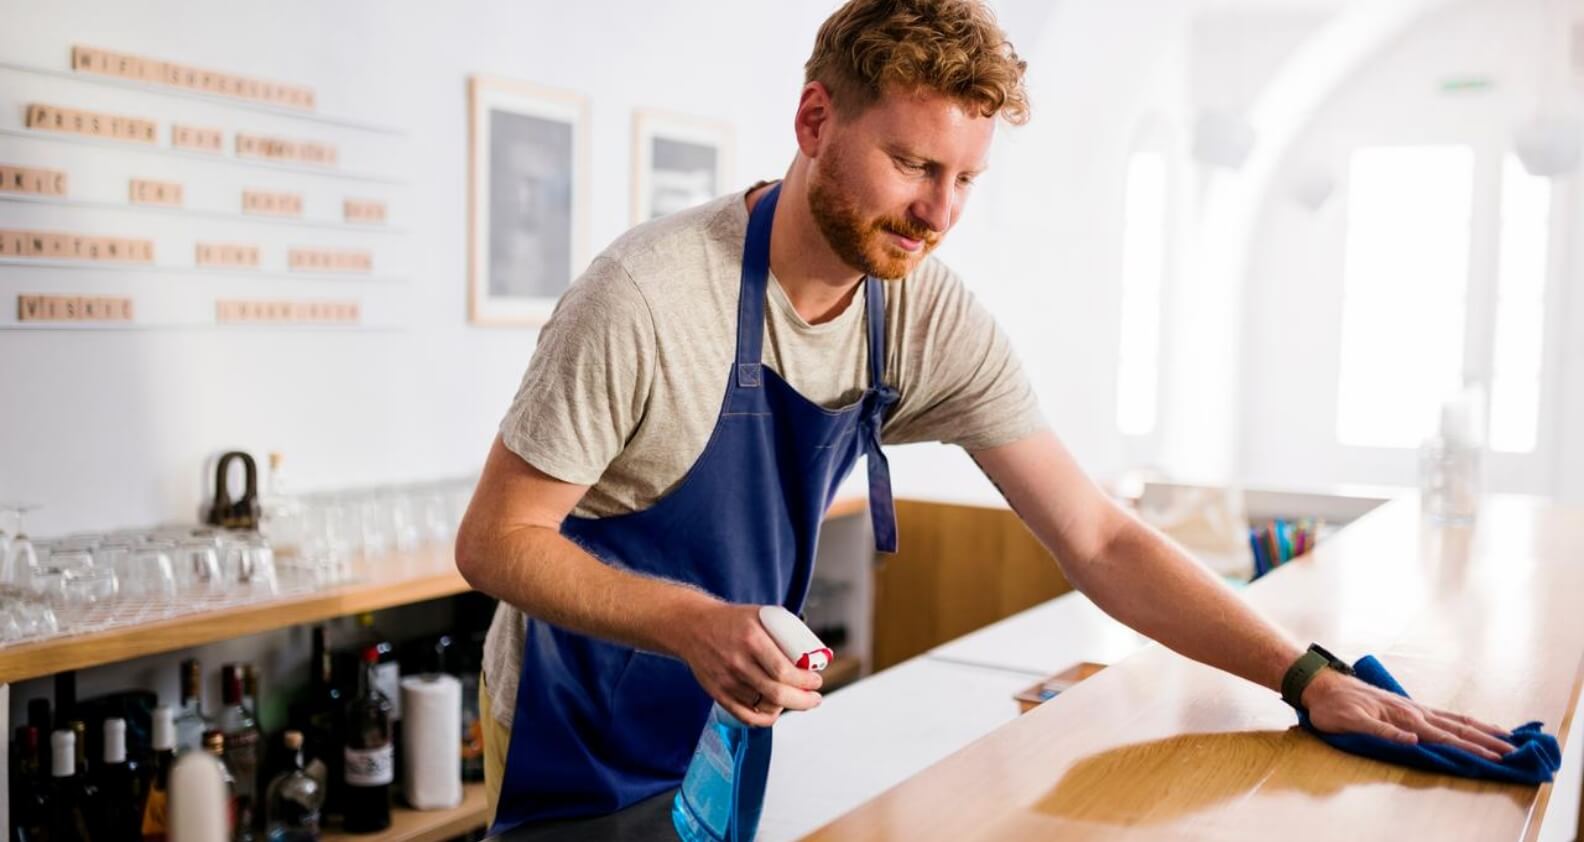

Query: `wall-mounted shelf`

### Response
(0, 497, 868, 685)
(0, 257, 408, 285)
(0, 59, 406, 136)
(0, 128, 407, 186)
(0, 193, 406, 235)
(0, 553, 468, 685)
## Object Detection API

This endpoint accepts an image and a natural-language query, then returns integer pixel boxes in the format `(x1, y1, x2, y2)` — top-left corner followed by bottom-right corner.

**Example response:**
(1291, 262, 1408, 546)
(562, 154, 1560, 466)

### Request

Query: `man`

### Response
(456, 0, 1516, 832)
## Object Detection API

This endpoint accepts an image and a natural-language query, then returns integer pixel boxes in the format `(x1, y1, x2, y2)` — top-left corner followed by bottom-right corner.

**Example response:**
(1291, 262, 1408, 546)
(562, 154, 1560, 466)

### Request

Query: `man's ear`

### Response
(794, 81, 836, 158)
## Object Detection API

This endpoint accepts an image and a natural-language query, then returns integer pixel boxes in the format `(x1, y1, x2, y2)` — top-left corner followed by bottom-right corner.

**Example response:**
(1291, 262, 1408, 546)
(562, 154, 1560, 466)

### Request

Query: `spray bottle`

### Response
(671, 606, 832, 842)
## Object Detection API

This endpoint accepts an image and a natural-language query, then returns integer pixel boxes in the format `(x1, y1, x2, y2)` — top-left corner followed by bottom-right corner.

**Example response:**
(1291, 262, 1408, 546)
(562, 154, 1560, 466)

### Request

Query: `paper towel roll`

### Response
(401, 673, 463, 810)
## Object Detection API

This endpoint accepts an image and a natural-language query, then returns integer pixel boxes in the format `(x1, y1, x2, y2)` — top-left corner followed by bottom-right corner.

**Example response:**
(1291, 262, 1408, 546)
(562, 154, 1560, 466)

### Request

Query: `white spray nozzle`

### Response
(758, 606, 833, 672)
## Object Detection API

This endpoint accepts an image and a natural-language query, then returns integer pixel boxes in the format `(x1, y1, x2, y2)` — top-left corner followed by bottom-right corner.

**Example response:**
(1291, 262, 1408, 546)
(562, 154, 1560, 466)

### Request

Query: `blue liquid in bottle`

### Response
(672, 703, 773, 842)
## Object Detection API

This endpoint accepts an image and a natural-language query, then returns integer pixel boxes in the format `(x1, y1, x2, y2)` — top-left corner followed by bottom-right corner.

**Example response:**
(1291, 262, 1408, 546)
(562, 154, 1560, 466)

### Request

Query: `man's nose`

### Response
(911, 179, 953, 235)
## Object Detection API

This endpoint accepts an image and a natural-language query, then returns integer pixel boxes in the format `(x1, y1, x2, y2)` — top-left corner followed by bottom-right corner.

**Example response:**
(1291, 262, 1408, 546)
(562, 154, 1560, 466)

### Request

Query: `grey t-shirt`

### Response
(483, 184, 1045, 727)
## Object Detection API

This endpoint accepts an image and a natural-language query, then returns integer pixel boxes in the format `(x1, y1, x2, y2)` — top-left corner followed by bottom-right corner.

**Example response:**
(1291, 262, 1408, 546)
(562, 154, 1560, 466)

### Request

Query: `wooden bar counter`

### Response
(804, 495, 1584, 841)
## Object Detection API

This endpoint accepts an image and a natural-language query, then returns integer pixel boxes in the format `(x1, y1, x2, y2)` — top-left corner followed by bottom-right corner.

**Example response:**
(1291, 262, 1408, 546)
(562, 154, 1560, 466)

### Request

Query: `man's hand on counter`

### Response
(1300, 668, 1517, 762)
(675, 602, 824, 728)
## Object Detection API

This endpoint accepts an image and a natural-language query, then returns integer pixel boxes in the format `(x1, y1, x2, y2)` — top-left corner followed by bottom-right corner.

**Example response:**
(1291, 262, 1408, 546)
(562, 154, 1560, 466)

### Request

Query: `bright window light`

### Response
(1489, 156, 1551, 453)
(1116, 151, 1167, 436)
(1335, 145, 1474, 448)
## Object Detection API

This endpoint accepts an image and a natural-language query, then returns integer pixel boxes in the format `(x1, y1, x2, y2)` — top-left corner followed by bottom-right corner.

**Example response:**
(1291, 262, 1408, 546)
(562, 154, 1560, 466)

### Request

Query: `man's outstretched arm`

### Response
(968, 428, 1514, 761)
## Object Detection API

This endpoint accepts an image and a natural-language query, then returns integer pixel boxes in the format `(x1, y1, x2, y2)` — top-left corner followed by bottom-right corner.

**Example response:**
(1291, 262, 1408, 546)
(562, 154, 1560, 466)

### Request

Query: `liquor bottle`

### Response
(175, 658, 214, 753)
(204, 729, 240, 839)
(11, 725, 51, 841)
(265, 730, 324, 841)
(220, 664, 263, 839)
(93, 717, 145, 839)
(49, 728, 93, 839)
(341, 645, 394, 833)
(142, 705, 179, 841)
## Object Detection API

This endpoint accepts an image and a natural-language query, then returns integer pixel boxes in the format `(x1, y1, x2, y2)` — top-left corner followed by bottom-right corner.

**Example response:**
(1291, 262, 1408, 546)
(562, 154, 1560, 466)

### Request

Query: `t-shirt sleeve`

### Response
(498, 256, 656, 485)
(881, 268, 1045, 451)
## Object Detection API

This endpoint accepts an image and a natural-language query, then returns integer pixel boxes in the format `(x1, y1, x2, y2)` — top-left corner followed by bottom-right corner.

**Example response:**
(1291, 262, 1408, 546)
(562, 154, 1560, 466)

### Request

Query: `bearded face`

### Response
(800, 88, 993, 281)
(806, 141, 944, 281)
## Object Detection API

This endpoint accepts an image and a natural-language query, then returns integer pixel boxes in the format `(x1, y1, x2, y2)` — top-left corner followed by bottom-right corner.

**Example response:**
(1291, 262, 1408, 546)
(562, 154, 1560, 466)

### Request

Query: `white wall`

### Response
(884, 0, 1199, 505)
(0, 0, 1218, 519)
(0, 0, 838, 537)
(1235, 0, 1582, 499)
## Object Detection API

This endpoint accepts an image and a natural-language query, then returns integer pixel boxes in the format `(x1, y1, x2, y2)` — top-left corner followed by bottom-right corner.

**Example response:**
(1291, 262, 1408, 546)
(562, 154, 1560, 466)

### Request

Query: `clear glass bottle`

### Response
(204, 729, 241, 840)
(175, 658, 215, 753)
(220, 663, 263, 840)
(265, 730, 324, 841)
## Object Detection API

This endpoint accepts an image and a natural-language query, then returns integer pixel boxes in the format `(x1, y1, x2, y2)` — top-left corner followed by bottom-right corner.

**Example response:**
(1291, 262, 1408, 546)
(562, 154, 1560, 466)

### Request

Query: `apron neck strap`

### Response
(736, 182, 891, 393)
(735, 183, 779, 388)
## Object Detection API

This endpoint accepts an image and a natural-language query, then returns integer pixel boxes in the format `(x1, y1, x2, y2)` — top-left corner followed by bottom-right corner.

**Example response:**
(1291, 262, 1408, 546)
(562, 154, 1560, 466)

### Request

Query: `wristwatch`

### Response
(1281, 643, 1355, 711)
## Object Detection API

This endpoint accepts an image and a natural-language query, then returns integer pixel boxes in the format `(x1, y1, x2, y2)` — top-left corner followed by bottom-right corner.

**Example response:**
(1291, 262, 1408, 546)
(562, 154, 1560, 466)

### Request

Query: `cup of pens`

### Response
(1248, 518, 1324, 580)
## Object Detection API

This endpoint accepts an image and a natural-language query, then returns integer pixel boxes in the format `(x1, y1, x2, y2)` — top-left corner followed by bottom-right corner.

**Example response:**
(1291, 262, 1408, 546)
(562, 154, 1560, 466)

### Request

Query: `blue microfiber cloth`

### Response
(1296, 655, 1562, 785)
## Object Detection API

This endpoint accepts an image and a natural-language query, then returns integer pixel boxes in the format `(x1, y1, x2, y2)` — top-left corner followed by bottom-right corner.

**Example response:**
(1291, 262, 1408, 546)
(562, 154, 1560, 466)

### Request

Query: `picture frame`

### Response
(467, 74, 591, 326)
(631, 109, 734, 226)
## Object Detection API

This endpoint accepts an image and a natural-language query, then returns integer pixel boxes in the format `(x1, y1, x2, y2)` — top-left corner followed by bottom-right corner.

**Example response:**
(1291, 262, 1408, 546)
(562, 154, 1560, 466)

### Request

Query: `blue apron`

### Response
(492, 182, 900, 833)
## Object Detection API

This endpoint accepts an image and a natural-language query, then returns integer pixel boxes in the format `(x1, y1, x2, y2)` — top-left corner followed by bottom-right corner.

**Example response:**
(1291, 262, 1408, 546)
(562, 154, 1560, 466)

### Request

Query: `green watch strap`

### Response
(1281, 644, 1353, 710)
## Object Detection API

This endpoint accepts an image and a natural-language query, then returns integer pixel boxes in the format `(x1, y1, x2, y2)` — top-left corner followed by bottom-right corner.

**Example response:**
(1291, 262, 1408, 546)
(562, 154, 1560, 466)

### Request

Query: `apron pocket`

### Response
(610, 651, 713, 776)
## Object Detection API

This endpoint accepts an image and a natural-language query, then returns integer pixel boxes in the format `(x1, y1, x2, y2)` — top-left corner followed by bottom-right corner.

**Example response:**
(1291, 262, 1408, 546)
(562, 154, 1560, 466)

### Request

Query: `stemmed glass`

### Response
(1, 504, 41, 588)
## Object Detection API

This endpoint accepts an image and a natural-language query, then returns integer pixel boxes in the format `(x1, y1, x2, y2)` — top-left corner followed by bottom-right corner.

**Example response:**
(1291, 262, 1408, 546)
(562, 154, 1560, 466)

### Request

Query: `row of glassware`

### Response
(0, 476, 475, 645)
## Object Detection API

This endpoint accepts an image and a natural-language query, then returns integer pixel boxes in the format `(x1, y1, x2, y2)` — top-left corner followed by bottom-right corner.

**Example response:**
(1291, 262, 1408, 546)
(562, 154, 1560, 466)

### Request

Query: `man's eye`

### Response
(897, 159, 926, 173)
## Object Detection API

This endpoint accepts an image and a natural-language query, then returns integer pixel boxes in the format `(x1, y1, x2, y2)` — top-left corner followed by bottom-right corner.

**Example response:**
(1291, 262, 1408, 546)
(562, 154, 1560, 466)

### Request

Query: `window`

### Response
(1488, 156, 1551, 453)
(1335, 145, 1474, 448)
(1116, 151, 1168, 436)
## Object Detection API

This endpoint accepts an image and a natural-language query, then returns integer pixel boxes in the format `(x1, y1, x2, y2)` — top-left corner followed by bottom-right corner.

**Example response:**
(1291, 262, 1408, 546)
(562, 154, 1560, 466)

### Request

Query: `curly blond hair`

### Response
(804, 0, 1029, 125)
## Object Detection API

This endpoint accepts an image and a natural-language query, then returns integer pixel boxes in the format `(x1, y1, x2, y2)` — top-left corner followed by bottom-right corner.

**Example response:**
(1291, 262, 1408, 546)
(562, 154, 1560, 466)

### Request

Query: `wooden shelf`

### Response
(0, 499, 870, 686)
(323, 782, 489, 842)
(0, 551, 469, 684)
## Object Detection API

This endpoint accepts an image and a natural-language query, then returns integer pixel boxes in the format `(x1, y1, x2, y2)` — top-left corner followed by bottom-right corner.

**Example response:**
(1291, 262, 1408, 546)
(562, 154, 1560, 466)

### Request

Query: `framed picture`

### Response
(468, 75, 590, 326)
(631, 109, 734, 225)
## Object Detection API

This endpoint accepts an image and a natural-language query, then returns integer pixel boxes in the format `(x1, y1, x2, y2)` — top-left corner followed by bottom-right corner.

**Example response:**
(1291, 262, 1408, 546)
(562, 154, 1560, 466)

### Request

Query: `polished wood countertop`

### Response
(804, 495, 1584, 841)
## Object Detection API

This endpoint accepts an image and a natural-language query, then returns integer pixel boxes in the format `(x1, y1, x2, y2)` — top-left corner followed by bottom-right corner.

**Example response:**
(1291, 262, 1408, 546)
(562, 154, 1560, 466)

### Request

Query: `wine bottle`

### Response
(296, 624, 343, 819)
(11, 725, 51, 841)
(49, 728, 93, 839)
(341, 645, 393, 833)
(220, 664, 263, 840)
(265, 730, 324, 841)
(93, 717, 145, 839)
(26, 697, 51, 774)
(142, 705, 179, 841)
(175, 658, 214, 753)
